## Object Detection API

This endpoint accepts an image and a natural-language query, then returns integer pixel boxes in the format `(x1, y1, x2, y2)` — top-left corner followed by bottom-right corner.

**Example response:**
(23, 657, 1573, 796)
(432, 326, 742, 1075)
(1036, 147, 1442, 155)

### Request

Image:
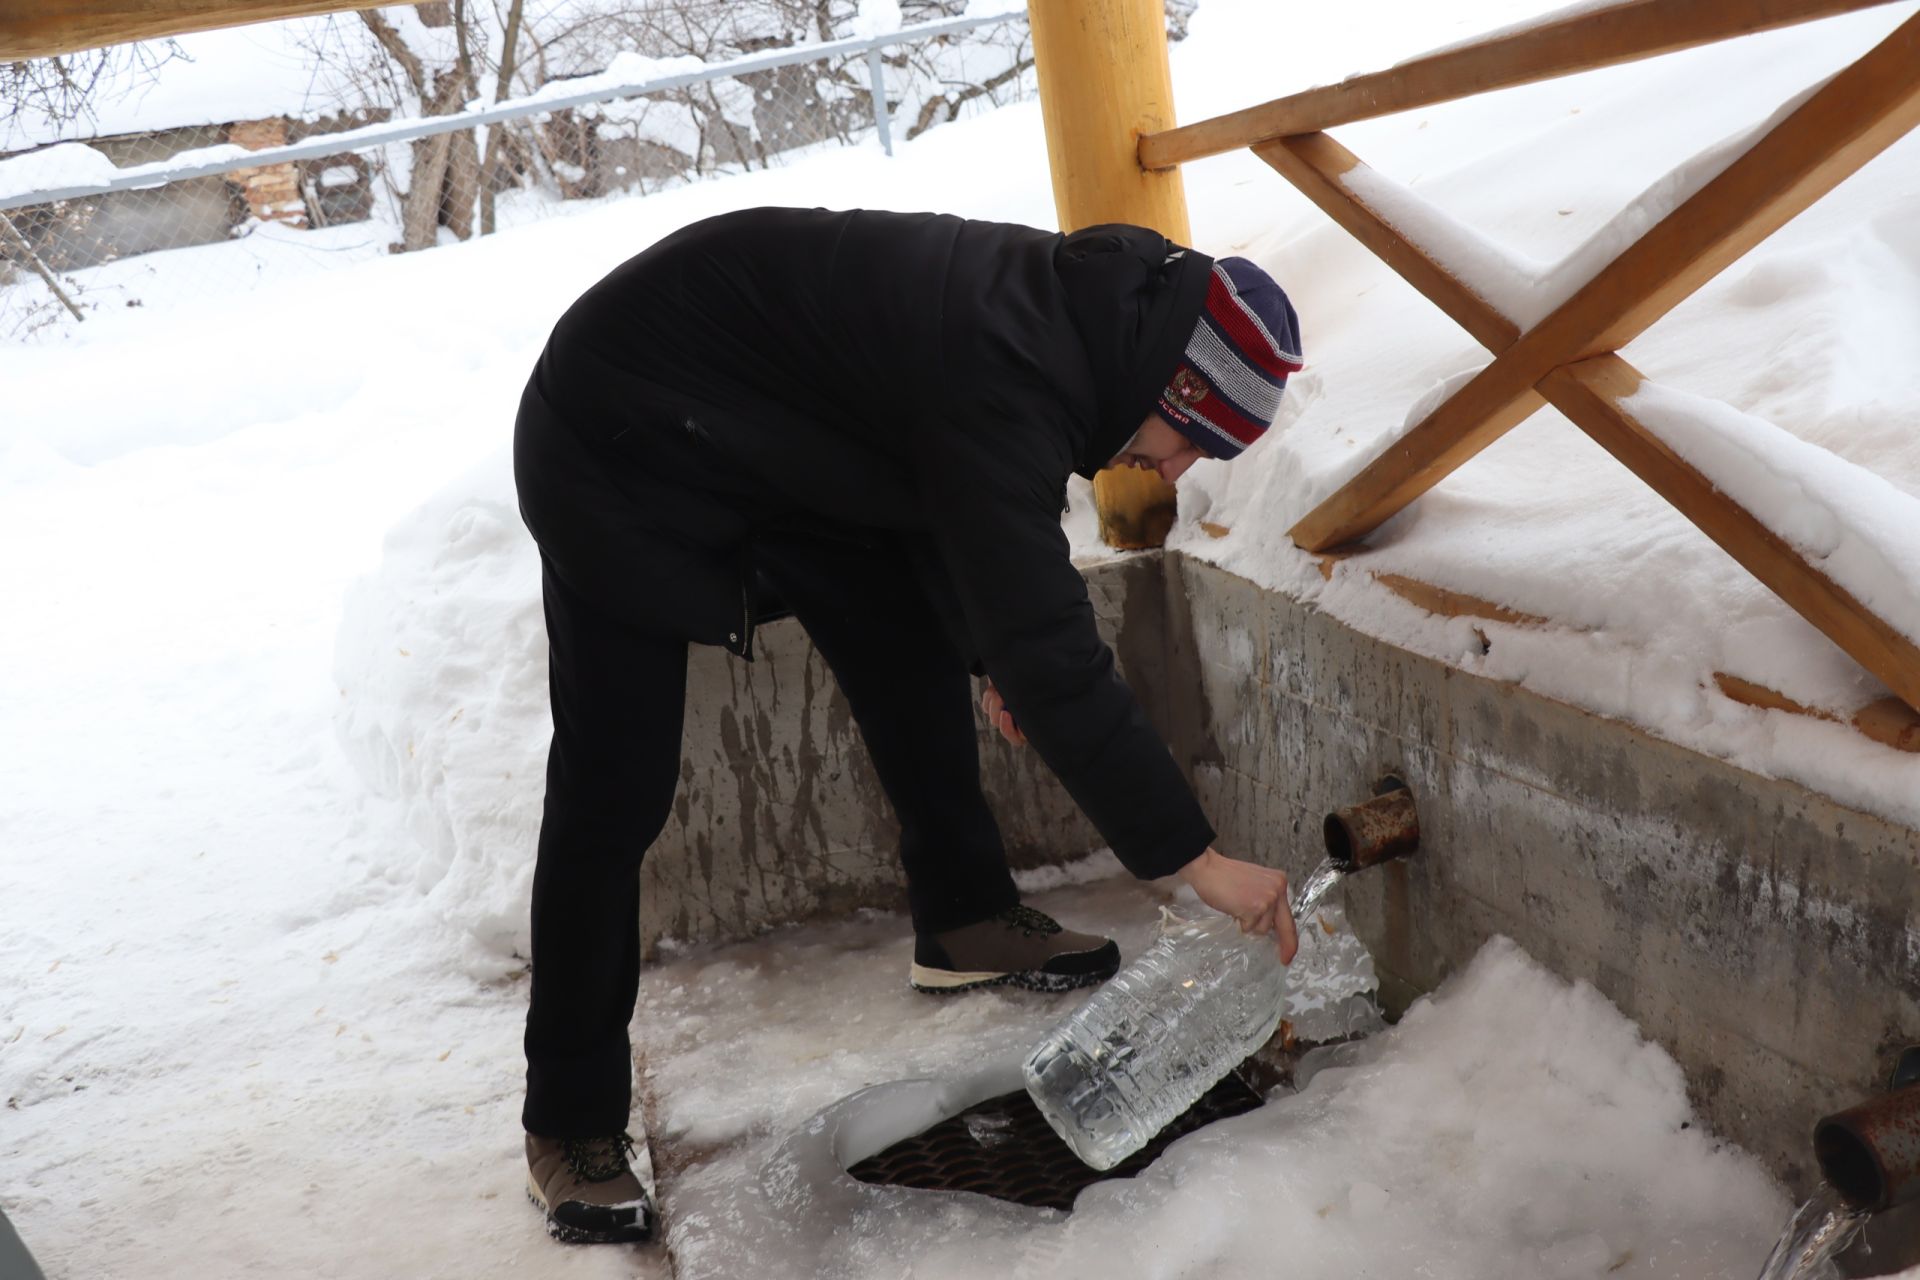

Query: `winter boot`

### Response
(525, 1132, 654, 1244)
(910, 904, 1120, 994)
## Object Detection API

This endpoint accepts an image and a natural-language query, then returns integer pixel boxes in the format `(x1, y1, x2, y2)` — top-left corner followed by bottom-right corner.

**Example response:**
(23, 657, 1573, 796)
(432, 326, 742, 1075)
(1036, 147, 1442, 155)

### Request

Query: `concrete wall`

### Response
(637, 544, 1920, 1189)
(1166, 554, 1920, 1192)
(638, 554, 1168, 955)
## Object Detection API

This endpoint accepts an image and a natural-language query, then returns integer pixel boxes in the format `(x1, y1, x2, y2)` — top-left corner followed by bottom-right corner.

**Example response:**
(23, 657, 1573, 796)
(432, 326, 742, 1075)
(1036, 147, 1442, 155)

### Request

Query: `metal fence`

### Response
(0, 4, 1034, 340)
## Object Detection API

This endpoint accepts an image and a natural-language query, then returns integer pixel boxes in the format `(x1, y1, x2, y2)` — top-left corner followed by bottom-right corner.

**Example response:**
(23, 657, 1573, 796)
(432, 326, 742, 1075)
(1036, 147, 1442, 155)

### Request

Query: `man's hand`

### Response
(980, 679, 1026, 747)
(1175, 848, 1299, 964)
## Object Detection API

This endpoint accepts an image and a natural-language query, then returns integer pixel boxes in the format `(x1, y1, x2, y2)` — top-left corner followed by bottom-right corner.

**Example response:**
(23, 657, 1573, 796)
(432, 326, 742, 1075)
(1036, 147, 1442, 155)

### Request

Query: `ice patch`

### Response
(643, 925, 1786, 1280)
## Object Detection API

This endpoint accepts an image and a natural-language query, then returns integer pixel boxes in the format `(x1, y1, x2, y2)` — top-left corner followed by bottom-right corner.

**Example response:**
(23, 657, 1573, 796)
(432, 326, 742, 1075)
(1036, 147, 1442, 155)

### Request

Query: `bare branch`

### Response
(357, 8, 430, 98)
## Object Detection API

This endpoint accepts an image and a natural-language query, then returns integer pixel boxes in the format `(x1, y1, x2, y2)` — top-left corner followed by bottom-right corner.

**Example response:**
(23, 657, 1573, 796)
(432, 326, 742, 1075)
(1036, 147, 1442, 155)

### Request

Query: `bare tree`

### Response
(357, 4, 484, 250)
(477, 0, 528, 234)
(1, 42, 186, 145)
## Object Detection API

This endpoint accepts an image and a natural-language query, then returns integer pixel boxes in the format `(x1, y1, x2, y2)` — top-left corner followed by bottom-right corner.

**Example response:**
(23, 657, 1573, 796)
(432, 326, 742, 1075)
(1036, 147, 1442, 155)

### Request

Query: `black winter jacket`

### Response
(524, 206, 1216, 880)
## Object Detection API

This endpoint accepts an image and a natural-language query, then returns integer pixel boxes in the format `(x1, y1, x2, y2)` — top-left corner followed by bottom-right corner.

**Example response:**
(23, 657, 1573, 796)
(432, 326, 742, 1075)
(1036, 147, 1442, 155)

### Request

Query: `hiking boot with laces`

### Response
(910, 903, 1120, 994)
(525, 1131, 654, 1245)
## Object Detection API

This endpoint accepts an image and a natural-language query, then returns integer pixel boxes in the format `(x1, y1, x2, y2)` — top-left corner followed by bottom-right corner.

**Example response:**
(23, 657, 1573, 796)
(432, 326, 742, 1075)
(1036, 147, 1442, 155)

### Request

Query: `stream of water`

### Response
(1754, 1186, 1867, 1280)
(1290, 856, 1345, 922)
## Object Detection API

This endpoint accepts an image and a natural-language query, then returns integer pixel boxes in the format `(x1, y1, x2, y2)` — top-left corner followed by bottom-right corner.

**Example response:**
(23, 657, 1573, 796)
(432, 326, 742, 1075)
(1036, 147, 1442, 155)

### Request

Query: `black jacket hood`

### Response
(1054, 224, 1214, 479)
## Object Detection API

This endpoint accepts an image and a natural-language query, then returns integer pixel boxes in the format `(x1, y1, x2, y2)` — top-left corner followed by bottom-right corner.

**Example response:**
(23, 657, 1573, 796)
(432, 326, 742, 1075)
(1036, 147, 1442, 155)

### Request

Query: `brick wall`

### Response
(226, 118, 308, 227)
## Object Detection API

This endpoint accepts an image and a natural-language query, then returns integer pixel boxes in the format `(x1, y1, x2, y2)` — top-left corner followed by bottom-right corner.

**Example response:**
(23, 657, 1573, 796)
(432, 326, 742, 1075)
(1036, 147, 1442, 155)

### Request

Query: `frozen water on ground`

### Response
(638, 886, 1795, 1280)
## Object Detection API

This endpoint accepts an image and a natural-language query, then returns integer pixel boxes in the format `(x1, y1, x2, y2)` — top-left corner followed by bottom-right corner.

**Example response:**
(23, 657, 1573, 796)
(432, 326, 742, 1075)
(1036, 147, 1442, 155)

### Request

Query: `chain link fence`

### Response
(0, 2, 1055, 341)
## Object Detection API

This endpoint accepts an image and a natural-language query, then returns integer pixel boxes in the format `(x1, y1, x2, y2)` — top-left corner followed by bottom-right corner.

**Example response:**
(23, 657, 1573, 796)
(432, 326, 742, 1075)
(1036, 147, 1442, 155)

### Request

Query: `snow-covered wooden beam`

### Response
(1252, 123, 1920, 713)
(1279, 9, 1920, 554)
(1138, 0, 1906, 171)
(1715, 674, 1920, 754)
(1551, 357, 1920, 713)
(0, 0, 405, 61)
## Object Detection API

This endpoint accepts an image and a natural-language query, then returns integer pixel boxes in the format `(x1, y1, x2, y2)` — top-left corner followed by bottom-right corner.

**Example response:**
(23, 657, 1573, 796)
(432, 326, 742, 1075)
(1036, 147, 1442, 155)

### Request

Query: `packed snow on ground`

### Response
(5, 0, 1916, 1276)
(637, 900, 1787, 1280)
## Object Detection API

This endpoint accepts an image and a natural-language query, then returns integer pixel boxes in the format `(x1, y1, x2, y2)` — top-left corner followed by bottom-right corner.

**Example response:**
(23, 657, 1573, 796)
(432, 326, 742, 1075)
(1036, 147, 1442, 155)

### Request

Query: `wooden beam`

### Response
(1030, 0, 1191, 241)
(1551, 356, 1920, 714)
(1251, 125, 1920, 715)
(1371, 572, 1551, 628)
(1139, 0, 1903, 170)
(1284, 12, 1920, 552)
(1090, 464, 1177, 549)
(1853, 697, 1920, 753)
(1714, 672, 1831, 720)
(0, 0, 400, 60)
(1713, 675, 1920, 752)
(1255, 132, 1519, 352)
(1029, 0, 1191, 551)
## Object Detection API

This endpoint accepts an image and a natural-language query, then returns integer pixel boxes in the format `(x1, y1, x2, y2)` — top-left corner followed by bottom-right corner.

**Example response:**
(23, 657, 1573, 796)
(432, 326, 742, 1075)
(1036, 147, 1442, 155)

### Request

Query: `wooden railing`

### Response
(1139, 0, 1920, 717)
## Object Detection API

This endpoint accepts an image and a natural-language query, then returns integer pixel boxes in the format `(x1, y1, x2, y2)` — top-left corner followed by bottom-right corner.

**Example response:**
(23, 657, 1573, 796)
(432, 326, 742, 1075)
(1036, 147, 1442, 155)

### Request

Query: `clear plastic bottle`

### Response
(1022, 911, 1291, 1171)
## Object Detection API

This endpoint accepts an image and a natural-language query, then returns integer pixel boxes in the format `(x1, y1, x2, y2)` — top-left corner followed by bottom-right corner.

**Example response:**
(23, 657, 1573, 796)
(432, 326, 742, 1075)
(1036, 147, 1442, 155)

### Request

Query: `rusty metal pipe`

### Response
(1323, 779, 1420, 872)
(1815, 1082, 1920, 1212)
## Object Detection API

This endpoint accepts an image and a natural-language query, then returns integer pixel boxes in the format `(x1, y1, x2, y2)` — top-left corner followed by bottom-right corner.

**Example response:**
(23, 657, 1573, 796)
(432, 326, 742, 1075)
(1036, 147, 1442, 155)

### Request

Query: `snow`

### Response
(0, 8, 1026, 206)
(519, 51, 709, 109)
(1166, 0, 1920, 825)
(629, 868, 1380, 1279)
(1408, 0, 1681, 62)
(637, 902, 1790, 1280)
(0, 142, 118, 201)
(1337, 77, 1832, 331)
(333, 454, 547, 978)
(848, 0, 906, 42)
(1623, 379, 1920, 648)
(5, 0, 1919, 1276)
(0, 21, 385, 151)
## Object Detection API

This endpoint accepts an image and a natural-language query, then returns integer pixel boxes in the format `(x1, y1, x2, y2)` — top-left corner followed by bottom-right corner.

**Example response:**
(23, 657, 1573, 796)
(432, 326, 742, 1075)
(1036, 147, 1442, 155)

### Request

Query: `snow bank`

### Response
(333, 445, 548, 974)
(951, 935, 1786, 1280)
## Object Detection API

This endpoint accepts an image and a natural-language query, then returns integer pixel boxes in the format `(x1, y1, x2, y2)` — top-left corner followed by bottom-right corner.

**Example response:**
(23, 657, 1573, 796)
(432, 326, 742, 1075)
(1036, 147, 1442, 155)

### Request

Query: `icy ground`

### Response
(633, 871, 1787, 1280)
(6, 0, 1920, 1275)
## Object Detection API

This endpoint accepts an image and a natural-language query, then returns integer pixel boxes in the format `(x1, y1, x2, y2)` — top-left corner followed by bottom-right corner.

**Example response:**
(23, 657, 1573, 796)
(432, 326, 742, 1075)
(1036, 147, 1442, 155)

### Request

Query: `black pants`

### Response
(519, 532, 1021, 1138)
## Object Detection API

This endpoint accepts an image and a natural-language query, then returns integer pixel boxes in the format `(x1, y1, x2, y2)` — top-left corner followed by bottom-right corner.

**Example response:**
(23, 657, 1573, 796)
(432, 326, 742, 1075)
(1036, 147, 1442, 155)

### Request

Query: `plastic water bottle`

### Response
(1022, 910, 1293, 1171)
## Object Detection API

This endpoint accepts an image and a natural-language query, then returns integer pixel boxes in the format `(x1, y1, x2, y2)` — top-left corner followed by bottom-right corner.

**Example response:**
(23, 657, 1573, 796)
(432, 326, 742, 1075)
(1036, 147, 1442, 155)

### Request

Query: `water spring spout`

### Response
(1750, 1054, 1920, 1278)
(1814, 1050, 1920, 1213)
(1323, 777, 1420, 872)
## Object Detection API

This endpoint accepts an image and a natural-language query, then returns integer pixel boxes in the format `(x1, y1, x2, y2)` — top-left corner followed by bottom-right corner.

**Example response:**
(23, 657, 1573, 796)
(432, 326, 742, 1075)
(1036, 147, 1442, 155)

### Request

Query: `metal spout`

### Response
(1323, 777, 1420, 872)
(1815, 1075, 1920, 1212)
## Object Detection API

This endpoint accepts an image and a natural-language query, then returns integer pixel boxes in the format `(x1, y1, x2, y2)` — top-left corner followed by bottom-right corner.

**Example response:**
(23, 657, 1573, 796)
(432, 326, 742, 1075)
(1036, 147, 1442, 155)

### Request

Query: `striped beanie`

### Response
(1156, 257, 1302, 460)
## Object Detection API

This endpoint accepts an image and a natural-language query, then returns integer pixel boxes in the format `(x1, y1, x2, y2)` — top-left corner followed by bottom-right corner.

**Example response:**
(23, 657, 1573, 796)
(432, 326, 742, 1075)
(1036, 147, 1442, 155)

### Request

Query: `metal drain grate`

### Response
(846, 1070, 1267, 1212)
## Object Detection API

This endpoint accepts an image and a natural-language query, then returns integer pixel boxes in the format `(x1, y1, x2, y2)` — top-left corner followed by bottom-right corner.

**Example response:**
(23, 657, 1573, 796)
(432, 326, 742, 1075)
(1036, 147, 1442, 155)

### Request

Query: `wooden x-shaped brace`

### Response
(1265, 10, 1920, 712)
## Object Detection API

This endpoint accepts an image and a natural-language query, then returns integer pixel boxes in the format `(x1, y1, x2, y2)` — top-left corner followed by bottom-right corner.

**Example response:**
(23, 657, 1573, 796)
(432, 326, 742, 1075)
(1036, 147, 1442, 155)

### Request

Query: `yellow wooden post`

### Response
(1030, 0, 1193, 549)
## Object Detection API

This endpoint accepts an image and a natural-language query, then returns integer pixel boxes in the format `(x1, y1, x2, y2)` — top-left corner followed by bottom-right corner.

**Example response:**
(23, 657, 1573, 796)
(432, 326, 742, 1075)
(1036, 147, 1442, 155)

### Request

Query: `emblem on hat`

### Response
(1168, 366, 1209, 410)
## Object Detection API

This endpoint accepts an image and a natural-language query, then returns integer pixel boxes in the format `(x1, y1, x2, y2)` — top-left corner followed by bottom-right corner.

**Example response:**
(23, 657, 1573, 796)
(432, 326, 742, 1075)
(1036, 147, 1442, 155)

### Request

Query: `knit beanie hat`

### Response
(1156, 256, 1302, 460)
